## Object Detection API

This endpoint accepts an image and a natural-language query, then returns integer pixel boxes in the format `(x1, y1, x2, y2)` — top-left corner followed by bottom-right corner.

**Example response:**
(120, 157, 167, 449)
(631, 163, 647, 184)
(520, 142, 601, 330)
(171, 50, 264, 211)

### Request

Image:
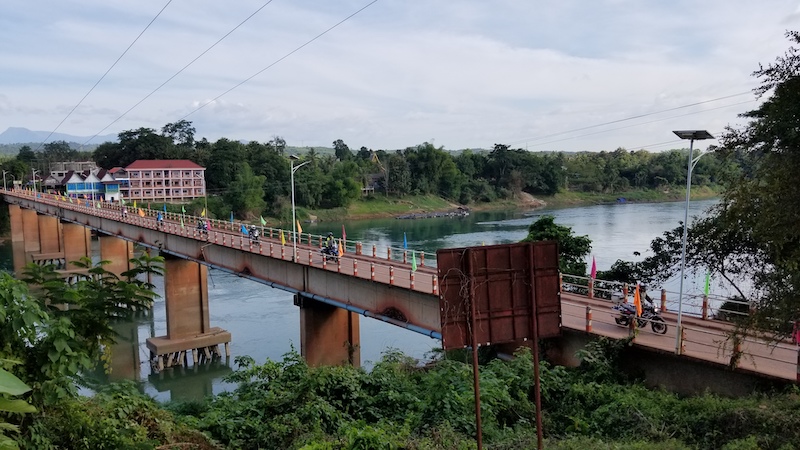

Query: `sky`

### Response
(1, 0, 799, 152)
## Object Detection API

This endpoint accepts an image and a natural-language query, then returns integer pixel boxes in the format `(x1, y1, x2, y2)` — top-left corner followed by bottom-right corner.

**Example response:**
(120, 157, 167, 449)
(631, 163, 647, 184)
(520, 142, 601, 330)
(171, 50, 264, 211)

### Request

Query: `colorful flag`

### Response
(633, 283, 643, 317)
(296, 220, 303, 234)
(338, 239, 344, 256)
(230, 211, 234, 223)
(181, 205, 186, 214)
(240, 224, 249, 235)
(704, 272, 711, 296)
(138, 208, 145, 217)
(200, 208, 206, 217)
(342, 224, 347, 242)
(163, 204, 167, 213)
(590, 256, 597, 279)
(133, 200, 137, 209)
(68, 196, 73, 203)
(411, 251, 417, 272)
(180, 217, 184, 228)
(120, 197, 125, 205)
(280, 230, 286, 246)
(403, 232, 407, 249)
(260, 215, 267, 226)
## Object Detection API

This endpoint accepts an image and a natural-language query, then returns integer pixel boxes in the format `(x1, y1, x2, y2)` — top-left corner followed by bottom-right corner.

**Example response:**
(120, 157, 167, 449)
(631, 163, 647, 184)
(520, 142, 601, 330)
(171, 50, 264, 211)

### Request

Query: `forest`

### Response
(0, 123, 733, 222)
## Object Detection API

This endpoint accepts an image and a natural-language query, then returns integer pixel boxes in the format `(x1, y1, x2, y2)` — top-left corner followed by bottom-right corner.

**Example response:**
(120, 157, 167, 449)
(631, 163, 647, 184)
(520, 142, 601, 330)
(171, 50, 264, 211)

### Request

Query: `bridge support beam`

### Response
(145, 255, 230, 371)
(21, 208, 40, 253)
(62, 222, 92, 269)
(9, 204, 24, 243)
(99, 234, 134, 277)
(38, 214, 62, 254)
(297, 295, 361, 367)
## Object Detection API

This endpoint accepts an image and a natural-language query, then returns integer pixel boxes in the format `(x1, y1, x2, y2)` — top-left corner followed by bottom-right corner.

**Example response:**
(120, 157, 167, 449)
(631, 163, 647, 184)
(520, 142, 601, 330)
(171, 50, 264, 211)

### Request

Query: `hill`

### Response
(0, 127, 117, 146)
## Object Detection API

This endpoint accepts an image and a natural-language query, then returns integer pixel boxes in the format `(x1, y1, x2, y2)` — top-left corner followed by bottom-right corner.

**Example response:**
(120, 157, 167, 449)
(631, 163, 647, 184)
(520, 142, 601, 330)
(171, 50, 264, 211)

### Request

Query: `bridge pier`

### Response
(297, 295, 361, 367)
(146, 255, 231, 371)
(8, 204, 24, 243)
(21, 208, 40, 253)
(38, 214, 62, 254)
(61, 222, 92, 269)
(99, 234, 134, 277)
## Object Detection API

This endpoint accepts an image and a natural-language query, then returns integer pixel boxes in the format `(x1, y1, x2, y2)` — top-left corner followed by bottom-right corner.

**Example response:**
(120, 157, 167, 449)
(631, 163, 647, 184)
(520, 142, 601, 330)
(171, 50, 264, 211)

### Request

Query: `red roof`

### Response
(125, 160, 205, 170)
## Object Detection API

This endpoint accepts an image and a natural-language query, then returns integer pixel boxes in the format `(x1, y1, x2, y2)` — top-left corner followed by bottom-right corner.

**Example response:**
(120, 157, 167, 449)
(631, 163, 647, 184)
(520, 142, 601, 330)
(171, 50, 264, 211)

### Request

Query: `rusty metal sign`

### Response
(437, 241, 561, 350)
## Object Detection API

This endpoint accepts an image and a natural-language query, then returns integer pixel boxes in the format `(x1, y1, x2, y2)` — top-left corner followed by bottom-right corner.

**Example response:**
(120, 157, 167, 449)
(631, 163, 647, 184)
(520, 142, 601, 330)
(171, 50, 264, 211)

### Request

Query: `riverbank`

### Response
(304, 186, 722, 222)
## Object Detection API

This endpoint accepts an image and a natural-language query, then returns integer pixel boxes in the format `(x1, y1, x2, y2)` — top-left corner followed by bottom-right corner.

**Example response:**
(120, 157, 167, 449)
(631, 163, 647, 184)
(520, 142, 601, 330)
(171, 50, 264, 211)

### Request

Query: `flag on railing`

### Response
(120, 197, 125, 205)
(138, 208, 145, 217)
(180, 217, 184, 228)
(403, 232, 407, 249)
(633, 283, 642, 316)
(411, 250, 417, 272)
(163, 204, 167, 213)
(296, 220, 303, 234)
(260, 215, 267, 226)
(703, 272, 711, 296)
(181, 205, 186, 214)
(133, 200, 137, 209)
(280, 230, 286, 245)
(590, 256, 597, 279)
(240, 224, 249, 235)
(200, 208, 206, 217)
(230, 211, 234, 223)
(96, 201, 101, 209)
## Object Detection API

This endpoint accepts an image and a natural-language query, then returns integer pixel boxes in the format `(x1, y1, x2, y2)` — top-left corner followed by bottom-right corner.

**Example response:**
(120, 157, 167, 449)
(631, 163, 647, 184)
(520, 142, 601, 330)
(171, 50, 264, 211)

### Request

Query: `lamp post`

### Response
(290, 155, 310, 262)
(671, 130, 714, 355)
(2, 170, 9, 191)
(31, 169, 40, 193)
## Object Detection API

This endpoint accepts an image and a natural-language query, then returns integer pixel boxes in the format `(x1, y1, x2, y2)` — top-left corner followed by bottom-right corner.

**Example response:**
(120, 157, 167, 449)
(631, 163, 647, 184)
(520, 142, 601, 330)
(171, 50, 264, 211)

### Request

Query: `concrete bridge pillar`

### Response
(8, 204, 24, 243)
(145, 255, 230, 371)
(38, 214, 62, 254)
(99, 234, 134, 277)
(298, 296, 361, 367)
(21, 208, 40, 253)
(61, 222, 92, 269)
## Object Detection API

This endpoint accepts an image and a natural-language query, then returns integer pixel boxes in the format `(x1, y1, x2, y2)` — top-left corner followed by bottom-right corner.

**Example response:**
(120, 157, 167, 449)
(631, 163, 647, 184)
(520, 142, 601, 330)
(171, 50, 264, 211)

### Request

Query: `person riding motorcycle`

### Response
(325, 232, 335, 251)
(250, 225, 259, 240)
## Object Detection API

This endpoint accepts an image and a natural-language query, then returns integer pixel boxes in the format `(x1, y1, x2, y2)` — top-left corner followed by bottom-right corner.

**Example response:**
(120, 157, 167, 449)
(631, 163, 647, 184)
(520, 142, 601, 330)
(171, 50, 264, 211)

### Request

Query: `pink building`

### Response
(123, 160, 206, 202)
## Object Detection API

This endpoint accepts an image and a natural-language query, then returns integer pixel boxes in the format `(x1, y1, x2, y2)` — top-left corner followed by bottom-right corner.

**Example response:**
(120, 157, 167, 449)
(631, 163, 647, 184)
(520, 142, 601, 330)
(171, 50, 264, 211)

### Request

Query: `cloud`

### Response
(1, 0, 799, 151)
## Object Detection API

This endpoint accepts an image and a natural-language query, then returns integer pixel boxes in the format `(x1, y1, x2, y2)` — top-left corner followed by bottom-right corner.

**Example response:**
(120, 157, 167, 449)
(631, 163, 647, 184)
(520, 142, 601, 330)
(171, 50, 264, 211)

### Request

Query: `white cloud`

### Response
(1, 0, 799, 151)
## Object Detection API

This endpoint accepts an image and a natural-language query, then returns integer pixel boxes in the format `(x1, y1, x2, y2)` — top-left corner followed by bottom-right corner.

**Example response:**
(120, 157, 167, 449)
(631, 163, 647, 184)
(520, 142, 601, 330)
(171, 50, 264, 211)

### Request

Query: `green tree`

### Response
(223, 163, 267, 219)
(522, 215, 592, 275)
(333, 139, 352, 161)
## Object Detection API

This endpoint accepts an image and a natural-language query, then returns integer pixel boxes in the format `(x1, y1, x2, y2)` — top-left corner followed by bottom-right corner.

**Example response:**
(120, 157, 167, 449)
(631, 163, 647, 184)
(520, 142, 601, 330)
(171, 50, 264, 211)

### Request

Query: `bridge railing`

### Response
(561, 273, 750, 322)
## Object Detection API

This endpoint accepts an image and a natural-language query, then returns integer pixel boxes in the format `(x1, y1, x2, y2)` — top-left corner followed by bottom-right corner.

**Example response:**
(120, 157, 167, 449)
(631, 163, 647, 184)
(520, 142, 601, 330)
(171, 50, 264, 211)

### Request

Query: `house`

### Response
(124, 160, 206, 202)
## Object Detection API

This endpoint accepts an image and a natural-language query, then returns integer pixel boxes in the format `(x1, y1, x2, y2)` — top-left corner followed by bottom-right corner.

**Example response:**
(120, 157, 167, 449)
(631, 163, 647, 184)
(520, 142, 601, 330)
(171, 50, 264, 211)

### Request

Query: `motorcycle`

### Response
(249, 228, 261, 246)
(321, 244, 339, 262)
(613, 300, 668, 334)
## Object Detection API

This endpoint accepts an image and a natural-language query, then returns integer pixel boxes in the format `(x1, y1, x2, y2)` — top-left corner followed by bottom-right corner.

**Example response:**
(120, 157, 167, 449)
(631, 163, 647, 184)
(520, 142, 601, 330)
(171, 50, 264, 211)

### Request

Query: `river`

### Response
(0, 198, 718, 401)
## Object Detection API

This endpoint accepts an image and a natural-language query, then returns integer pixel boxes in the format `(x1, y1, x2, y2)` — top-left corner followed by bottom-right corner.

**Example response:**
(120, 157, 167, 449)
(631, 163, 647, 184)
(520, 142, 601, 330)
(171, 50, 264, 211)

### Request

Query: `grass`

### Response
(306, 194, 456, 221)
(537, 185, 723, 208)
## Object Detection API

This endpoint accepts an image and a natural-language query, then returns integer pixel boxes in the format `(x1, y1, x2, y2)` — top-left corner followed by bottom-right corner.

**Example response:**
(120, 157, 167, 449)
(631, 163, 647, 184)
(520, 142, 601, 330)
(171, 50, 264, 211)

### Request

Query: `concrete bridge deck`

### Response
(4, 189, 799, 383)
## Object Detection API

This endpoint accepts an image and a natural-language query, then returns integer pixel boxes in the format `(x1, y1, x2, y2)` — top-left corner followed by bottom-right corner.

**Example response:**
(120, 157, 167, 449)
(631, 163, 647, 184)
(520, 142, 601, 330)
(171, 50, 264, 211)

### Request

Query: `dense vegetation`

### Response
(0, 117, 731, 222)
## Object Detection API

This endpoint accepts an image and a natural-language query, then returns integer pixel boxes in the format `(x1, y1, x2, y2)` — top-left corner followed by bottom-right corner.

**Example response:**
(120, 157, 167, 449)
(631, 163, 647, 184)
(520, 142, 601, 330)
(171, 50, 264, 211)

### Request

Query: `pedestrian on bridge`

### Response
(156, 211, 164, 229)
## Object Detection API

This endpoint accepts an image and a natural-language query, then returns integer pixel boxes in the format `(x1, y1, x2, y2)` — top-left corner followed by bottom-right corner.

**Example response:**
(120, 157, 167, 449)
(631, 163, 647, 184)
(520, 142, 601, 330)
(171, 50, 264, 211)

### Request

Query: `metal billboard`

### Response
(437, 241, 561, 350)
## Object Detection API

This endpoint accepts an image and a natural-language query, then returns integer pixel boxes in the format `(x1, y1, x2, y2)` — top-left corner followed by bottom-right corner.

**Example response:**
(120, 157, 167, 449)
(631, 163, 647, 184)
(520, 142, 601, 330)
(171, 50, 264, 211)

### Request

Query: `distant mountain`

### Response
(0, 127, 117, 145)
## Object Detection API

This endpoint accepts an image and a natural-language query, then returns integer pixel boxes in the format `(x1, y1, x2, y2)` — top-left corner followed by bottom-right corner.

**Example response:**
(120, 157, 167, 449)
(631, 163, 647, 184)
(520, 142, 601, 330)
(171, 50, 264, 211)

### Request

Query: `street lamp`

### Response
(672, 129, 714, 355)
(2, 170, 9, 191)
(290, 155, 310, 262)
(31, 169, 40, 193)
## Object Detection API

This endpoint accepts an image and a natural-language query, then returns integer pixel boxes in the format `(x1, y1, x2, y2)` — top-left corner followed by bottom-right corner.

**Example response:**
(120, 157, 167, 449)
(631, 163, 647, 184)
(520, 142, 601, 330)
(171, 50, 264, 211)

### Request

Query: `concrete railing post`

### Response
(586, 305, 593, 332)
(588, 279, 594, 299)
(410, 271, 415, 290)
(353, 259, 358, 276)
(432, 275, 438, 295)
(420, 253, 425, 266)
(403, 250, 407, 264)
(389, 267, 394, 285)
(387, 247, 391, 260)
(702, 295, 709, 320)
(372, 244, 376, 257)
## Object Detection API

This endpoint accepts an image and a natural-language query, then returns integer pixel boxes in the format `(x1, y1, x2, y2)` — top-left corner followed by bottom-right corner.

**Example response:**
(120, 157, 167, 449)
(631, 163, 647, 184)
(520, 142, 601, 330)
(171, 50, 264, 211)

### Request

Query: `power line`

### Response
(179, 0, 379, 120)
(35, 0, 175, 151)
(83, 0, 279, 145)
(503, 91, 753, 148)
(523, 99, 753, 150)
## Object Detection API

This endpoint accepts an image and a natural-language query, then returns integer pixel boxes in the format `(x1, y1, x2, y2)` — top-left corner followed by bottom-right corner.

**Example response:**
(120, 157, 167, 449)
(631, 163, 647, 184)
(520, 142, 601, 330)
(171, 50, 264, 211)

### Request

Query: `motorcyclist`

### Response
(323, 232, 337, 257)
(250, 225, 259, 240)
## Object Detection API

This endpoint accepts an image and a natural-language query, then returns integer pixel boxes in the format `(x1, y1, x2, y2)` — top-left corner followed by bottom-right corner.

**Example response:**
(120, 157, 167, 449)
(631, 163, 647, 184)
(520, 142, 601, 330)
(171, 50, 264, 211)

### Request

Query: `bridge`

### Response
(3, 188, 799, 390)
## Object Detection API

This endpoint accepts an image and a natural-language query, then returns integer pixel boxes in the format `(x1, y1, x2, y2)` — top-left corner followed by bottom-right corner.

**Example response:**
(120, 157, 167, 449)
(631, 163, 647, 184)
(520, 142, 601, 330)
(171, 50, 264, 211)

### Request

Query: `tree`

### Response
(333, 139, 352, 161)
(521, 215, 591, 275)
(161, 120, 195, 148)
(223, 163, 266, 219)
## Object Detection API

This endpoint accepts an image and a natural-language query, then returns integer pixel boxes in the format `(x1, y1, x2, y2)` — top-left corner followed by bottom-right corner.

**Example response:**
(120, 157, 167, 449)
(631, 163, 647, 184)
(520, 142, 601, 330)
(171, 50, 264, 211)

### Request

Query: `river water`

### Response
(0, 198, 717, 401)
